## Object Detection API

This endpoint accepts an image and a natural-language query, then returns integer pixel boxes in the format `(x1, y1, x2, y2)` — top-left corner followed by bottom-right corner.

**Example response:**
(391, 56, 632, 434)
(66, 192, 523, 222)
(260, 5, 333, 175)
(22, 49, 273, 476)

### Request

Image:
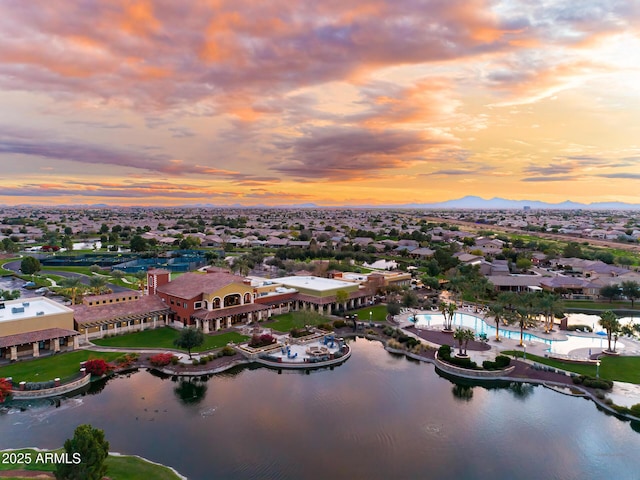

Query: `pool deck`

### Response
(397, 309, 640, 362)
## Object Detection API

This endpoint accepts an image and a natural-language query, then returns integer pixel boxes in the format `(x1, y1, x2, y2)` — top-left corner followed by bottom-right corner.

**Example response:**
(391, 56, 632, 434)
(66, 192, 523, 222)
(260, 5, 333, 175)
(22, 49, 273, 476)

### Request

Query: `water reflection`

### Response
(508, 382, 535, 400)
(452, 384, 474, 401)
(173, 378, 208, 405)
(1, 339, 640, 480)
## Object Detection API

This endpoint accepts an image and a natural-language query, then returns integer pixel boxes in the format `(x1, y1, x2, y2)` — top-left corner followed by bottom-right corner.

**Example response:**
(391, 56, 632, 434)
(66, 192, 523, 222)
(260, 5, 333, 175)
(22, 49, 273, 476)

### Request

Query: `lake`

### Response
(1, 338, 639, 479)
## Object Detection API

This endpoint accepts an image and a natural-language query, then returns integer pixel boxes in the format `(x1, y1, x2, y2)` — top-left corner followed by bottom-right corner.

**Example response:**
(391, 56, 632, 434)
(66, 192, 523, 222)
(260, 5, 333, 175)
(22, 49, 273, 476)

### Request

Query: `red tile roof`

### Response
(156, 272, 248, 299)
(73, 295, 171, 326)
(191, 303, 270, 320)
(0, 328, 78, 348)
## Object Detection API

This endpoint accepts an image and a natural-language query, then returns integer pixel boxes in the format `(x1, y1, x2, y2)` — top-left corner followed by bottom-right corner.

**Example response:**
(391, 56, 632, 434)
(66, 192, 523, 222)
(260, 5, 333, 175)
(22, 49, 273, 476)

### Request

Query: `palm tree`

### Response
(440, 301, 456, 331)
(231, 257, 250, 277)
(599, 310, 621, 353)
(88, 276, 108, 295)
(453, 328, 475, 356)
(132, 271, 147, 293)
(60, 276, 83, 305)
(514, 305, 529, 347)
(487, 303, 505, 341)
(538, 293, 560, 334)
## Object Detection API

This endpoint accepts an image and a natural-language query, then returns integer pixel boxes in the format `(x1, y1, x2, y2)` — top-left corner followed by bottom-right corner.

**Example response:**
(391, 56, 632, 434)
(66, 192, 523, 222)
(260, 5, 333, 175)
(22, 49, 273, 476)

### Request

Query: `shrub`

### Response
(0, 378, 12, 403)
(438, 344, 452, 358)
(221, 346, 236, 356)
(290, 328, 312, 338)
(84, 359, 113, 376)
(630, 403, 640, 416)
(199, 357, 208, 365)
(332, 319, 346, 329)
(114, 353, 138, 369)
(482, 360, 496, 370)
(318, 323, 333, 331)
(149, 353, 176, 367)
(382, 326, 394, 336)
(386, 339, 403, 350)
(572, 375, 613, 390)
(594, 389, 606, 400)
(170, 356, 179, 365)
(248, 333, 276, 348)
(406, 337, 419, 348)
(495, 355, 511, 368)
(192, 359, 199, 366)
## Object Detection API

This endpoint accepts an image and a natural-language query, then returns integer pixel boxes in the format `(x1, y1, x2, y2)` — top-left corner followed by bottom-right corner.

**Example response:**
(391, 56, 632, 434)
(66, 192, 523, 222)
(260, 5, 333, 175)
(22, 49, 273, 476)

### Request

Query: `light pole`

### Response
(523, 342, 527, 360)
(596, 358, 601, 379)
(369, 311, 372, 323)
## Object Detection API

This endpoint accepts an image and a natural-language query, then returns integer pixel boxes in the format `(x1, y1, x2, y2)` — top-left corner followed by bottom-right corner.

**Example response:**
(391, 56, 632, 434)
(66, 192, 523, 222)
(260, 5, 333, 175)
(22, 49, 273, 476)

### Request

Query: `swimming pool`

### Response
(411, 312, 626, 356)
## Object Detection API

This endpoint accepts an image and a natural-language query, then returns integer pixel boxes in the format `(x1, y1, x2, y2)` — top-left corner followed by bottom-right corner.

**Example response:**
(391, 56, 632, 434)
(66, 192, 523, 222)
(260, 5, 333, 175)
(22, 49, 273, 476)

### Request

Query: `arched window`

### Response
(224, 294, 241, 307)
(243, 293, 252, 304)
(212, 297, 221, 309)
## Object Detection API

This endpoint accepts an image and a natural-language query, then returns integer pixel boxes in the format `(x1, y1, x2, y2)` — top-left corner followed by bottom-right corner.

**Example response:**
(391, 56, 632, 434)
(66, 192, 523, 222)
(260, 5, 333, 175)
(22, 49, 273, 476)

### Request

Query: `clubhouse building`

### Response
(0, 297, 79, 360)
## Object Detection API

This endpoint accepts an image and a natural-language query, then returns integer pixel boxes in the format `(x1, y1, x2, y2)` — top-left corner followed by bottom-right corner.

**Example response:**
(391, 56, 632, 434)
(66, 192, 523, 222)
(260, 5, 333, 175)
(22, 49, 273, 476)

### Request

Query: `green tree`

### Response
(386, 300, 401, 317)
(60, 276, 84, 305)
(174, 327, 204, 359)
(453, 328, 475, 356)
(420, 275, 440, 290)
(401, 290, 419, 317)
(129, 235, 148, 252)
(487, 302, 505, 342)
(599, 284, 620, 304)
(0, 289, 20, 300)
(439, 301, 457, 331)
(563, 242, 583, 258)
(20, 256, 41, 275)
(1, 237, 19, 253)
(88, 276, 108, 295)
(335, 289, 349, 312)
(621, 280, 640, 308)
(132, 271, 147, 292)
(55, 424, 109, 480)
(599, 310, 621, 353)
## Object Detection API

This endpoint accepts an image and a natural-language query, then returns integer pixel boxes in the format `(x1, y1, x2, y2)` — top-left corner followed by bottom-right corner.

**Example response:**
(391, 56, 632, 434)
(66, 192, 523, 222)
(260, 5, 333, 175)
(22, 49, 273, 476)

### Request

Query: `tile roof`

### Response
(191, 303, 270, 320)
(0, 328, 78, 348)
(156, 272, 248, 299)
(73, 295, 171, 326)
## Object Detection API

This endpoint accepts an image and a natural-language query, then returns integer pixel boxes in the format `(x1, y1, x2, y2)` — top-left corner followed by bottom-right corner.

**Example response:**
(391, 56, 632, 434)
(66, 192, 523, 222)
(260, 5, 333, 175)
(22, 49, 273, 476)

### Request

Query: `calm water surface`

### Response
(1, 339, 639, 480)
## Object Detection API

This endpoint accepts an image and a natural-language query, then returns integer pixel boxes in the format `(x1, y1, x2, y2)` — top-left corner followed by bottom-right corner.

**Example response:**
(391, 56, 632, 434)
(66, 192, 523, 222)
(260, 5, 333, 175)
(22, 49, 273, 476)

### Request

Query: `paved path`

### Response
(2, 259, 134, 294)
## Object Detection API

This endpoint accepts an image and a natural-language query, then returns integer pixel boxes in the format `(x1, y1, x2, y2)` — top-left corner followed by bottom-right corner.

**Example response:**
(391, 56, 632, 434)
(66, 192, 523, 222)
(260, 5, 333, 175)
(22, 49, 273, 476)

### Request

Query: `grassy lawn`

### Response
(0, 257, 20, 276)
(503, 350, 640, 384)
(91, 327, 247, 352)
(266, 311, 329, 332)
(0, 449, 181, 479)
(0, 351, 123, 383)
(349, 304, 388, 322)
(564, 299, 638, 311)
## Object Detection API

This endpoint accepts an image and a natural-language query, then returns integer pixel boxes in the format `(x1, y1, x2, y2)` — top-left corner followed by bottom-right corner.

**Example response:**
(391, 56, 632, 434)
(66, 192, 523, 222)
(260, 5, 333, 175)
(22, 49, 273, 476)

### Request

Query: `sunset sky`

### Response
(1, 0, 640, 207)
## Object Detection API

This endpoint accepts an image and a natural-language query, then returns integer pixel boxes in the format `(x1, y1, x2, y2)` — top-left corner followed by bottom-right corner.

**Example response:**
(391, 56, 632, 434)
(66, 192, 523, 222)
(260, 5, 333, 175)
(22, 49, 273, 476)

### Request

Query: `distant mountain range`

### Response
(394, 196, 640, 210)
(6, 196, 640, 210)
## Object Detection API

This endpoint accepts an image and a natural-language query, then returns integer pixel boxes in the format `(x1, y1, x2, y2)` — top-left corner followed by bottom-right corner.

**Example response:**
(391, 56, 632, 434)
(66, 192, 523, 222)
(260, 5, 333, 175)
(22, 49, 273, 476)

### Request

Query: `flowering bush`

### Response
(0, 378, 12, 403)
(84, 359, 113, 377)
(248, 334, 276, 348)
(149, 353, 177, 367)
(115, 353, 139, 369)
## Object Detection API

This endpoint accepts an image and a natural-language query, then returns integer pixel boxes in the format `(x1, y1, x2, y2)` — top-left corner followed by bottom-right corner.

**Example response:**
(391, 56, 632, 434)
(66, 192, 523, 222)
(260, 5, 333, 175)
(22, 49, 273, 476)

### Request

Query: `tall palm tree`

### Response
(447, 302, 457, 331)
(60, 276, 83, 305)
(599, 310, 621, 353)
(89, 276, 108, 295)
(538, 293, 561, 333)
(132, 271, 147, 293)
(487, 303, 505, 341)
